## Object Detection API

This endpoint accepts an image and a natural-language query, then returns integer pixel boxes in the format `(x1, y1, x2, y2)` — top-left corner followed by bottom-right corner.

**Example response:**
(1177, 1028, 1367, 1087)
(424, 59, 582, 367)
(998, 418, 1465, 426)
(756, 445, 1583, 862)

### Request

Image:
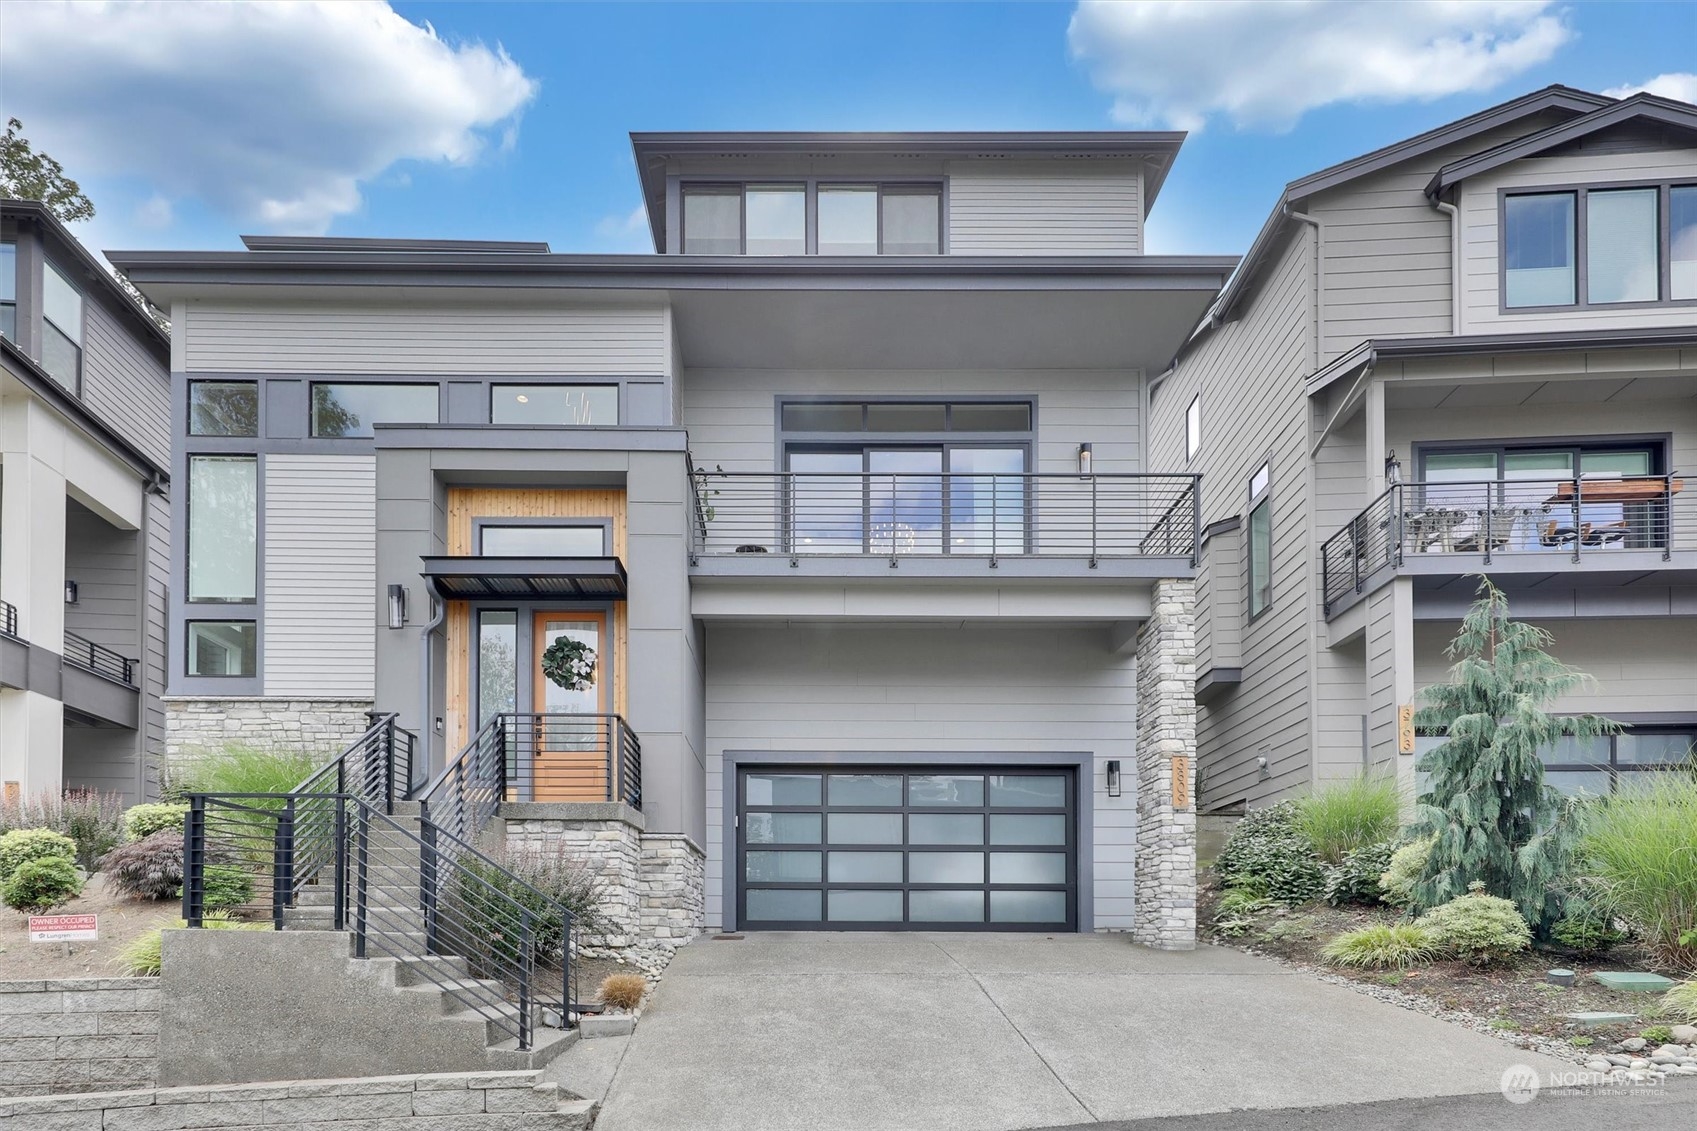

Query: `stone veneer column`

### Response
(1133, 578, 1198, 950)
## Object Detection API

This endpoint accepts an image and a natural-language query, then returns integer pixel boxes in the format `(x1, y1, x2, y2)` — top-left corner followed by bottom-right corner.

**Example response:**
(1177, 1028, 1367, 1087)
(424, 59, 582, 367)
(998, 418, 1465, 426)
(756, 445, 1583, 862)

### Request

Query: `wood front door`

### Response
(528, 611, 609, 801)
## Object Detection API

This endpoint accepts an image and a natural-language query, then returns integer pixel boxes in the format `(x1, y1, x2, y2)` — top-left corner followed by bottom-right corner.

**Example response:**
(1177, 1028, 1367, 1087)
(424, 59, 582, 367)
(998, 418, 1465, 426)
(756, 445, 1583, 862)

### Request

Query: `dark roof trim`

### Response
(2, 199, 171, 357)
(1426, 93, 1697, 197)
(1188, 85, 1611, 337)
(0, 338, 168, 481)
(631, 130, 1188, 253)
(241, 235, 550, 253)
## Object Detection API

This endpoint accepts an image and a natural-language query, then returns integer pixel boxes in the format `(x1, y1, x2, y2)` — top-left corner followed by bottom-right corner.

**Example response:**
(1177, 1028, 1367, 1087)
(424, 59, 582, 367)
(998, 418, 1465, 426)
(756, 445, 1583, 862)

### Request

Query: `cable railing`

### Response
(690, 470, 1201, 564)
(1322, 474, 1690, 610)
(62, 630, 136, 685)
(182, 792, 576, 1049)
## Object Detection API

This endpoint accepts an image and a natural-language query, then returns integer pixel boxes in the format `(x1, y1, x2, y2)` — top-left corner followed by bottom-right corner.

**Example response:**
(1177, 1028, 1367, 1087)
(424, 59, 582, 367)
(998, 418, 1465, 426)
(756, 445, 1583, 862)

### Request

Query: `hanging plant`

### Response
(540, 636, 597, 692)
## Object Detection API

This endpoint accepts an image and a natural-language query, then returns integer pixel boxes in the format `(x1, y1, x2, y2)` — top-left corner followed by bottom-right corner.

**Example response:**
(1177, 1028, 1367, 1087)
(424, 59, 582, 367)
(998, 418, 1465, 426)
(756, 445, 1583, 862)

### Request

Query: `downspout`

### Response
(1431, 195, 1462, 334)
(1283, 203, 1323, 371)
(416, 588, 446, 790)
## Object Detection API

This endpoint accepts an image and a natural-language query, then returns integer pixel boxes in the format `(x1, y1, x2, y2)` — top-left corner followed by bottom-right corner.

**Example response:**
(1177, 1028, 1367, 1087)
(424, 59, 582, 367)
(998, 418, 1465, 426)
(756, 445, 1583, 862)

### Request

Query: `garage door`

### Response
(735, 766, 1076, 931)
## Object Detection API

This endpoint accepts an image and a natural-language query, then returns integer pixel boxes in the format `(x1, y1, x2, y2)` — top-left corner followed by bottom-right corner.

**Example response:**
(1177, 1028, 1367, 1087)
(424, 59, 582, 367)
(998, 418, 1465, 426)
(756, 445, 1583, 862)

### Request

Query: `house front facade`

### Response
(1154, 86, 1697, 813)
(1, 199, 171, 804)
(113, 132, 1235, 945)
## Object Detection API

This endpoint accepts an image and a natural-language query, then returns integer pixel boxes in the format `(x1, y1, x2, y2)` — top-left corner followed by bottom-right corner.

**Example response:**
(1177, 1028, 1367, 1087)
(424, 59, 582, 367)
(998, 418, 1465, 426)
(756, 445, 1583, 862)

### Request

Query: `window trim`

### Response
(681, 178, 946, 256)
(471, 517, 612, 558)
(1498, 179, 1697, 313)
(1246, 462, 1272, 622)
(185, 453, 259, 606)
(1184, 395, 1201, 462)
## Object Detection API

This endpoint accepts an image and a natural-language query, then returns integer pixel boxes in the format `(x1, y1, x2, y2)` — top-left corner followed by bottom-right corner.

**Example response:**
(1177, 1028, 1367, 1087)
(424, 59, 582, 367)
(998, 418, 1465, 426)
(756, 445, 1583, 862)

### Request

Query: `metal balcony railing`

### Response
(62, 630, 136, 686)
(1322, 474, 1691, 610)
(0, 599, 16, 639)
(690, 470, 1201, 564)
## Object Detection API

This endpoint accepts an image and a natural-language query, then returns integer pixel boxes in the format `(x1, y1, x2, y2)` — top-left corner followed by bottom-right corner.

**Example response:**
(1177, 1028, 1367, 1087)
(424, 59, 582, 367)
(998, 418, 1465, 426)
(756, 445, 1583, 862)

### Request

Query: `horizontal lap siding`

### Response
(703, 622, 1136, 930)
(182, 304, 669, 374)
(947, 160, 1141, 254)
(79, 300, 170, 467)
(1460, 146, 1697, 335)
(263, 455, 376, 697)
(143, 491, 169, 796)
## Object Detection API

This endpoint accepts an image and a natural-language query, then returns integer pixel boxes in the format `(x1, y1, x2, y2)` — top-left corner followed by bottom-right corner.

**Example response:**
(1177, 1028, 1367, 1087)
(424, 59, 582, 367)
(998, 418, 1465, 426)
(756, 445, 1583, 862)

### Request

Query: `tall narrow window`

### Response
(41, 260, 84, 392)
(187, 455, 257, 603)
(477, 610, 518, 726)
(682, 187, 741, 254)
(0, 242, 15, 341)
(744, 185, 805, 255)
(1587, 188, 1658, 304)
(1247, 463, 1271, 619)
(1185, 395, 1201, 460)
(1503, 192, 1575, 307)
(1671, 186, 1697, 301)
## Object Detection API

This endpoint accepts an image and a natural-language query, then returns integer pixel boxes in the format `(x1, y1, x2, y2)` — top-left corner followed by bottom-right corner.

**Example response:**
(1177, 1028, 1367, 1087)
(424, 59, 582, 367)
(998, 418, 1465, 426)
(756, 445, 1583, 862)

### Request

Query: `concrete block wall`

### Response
(0, 1069, 593, 1130)
(0, 978, 160, 1097)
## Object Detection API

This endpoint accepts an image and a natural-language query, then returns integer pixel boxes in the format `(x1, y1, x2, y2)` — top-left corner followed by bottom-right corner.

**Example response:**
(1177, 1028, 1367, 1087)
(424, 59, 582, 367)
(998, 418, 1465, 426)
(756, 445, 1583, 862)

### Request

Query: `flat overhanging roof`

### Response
(421, 556, 628, 600)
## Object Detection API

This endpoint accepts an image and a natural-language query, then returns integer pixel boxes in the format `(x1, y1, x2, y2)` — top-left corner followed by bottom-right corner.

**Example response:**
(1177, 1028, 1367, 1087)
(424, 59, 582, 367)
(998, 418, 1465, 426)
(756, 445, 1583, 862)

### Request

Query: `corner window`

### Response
(1185, 395, 1200, 461)
(1504, 192, 1575, 308)
(490, 384, 618, 426)
(0, 242, 15, 341)
(186, 621, 256, 677)
(309, 383, 438, 438)
(189, 381, 259, 436)
(1504, 182, 1697, 309)
(478, 524, 606, 557)
(187, 456, 257, 603)
(1247, 463, 1271, 620)
(41, 259, 84, 392)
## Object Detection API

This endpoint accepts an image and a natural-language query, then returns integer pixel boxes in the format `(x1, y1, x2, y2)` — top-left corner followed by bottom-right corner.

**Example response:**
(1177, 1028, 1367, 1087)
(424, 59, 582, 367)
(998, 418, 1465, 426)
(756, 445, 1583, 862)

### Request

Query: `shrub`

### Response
(0, 828, 79, 881)
(114, 913, 266, 977)
(1325, 841, 1396, 907)
(1379, 836, 1436, 907)
(450, 844, 610, 975)
(1661, 980, 1697, 1025)
(598, 973, 646, 1011)
(174, 746, 319, 797)
(2, 857, 84, 913)
(1639, 1024, 1674, 1045)
(202, 865, 254, 912)
(1321, 924, 1440, 969)
(1215, 887, 1269, 918)
(1550, 906, 1625, 957)
(101, 831, 185, 900)
(0, 791, 126, 870)
(1417, 884, 1532, 965)
(1296, 775, 1402, 864)
(1215, 802, 1326, 905)
(1573, 775, 1697, 970)
(123, 803, 188, 842)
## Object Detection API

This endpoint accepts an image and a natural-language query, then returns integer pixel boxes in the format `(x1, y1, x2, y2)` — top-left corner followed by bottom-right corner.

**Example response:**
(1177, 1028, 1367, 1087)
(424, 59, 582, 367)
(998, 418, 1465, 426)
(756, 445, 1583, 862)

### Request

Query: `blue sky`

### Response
(2, 1, 1694, 261)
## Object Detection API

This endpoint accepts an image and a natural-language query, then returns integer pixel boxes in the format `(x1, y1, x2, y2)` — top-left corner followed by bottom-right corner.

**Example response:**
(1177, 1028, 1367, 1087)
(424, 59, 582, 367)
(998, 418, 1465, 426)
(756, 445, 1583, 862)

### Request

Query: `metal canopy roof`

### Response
(420, 557, 628, 600)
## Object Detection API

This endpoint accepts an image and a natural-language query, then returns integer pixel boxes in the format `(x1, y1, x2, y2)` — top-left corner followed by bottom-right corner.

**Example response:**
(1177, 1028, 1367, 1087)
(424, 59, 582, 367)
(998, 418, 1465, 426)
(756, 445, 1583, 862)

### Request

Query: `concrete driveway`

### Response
(568, 932, 1576, 1131)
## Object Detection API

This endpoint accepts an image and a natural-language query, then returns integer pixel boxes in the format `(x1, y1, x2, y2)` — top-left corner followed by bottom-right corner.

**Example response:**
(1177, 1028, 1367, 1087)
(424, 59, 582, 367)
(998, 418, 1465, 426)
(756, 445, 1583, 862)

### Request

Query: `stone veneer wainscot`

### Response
(162, 696, 375, 770)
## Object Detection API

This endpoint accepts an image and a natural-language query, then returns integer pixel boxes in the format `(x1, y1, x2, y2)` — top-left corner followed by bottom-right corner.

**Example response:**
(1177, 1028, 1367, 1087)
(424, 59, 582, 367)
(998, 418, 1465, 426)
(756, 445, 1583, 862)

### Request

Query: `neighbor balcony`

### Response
(1321, 474, 1695, 614)
(688, 471, 1200, 580)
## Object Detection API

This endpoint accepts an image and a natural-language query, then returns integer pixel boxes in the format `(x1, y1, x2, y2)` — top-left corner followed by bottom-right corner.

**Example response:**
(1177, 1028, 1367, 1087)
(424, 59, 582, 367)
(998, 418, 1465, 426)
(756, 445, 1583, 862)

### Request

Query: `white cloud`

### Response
(133, 194, 174, 230)
(593, 204, 651, 251)
(0, 0, 538, 236)
(1067, 1, 1572, 132)
(1604, 73, 1697, 104)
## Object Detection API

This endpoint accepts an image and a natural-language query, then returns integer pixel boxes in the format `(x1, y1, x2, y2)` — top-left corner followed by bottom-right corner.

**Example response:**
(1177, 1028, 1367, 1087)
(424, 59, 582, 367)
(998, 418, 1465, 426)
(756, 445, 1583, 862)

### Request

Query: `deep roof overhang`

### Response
(629, 130, 1189, 253)
(421, 556, 628, 601)
(0, 338, 168, 482)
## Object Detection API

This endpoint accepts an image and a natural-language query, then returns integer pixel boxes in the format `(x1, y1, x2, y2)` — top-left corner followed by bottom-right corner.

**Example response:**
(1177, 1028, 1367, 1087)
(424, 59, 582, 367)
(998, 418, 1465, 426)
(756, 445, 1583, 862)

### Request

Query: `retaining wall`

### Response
(0, 977, 160, 1098)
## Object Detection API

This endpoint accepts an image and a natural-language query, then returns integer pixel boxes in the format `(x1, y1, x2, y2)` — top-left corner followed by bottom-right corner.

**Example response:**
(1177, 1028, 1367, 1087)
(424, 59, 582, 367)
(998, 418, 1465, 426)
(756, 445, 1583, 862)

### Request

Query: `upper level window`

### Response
(682, 182, 942, 255)
(0, 242, 15, 341)
(780, 400, 1031, 433)
(1247, 463, 1271, 620)
(189, 381, 259, 436)
(491, 384, 618, 426)
(187, 455, 257, 603)
(478, 523, 606, 557)
(42, 259, 83, 392)
(310, 383, 439, 437)
(1185, 395, 1200, 461)
(1504, 182, 1697, 309)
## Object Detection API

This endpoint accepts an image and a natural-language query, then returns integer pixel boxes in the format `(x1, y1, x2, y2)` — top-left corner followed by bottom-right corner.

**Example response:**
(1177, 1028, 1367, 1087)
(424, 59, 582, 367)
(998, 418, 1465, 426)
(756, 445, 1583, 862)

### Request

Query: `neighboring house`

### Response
(1151, 86, 1697, 813)
(0, 199, 171, 804)
(110, 132, 1236, 946)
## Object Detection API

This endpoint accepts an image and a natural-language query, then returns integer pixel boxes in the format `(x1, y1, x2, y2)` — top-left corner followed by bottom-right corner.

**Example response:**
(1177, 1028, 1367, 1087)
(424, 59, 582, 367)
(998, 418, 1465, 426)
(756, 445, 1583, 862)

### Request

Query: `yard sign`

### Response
(29, 914, 97, 942)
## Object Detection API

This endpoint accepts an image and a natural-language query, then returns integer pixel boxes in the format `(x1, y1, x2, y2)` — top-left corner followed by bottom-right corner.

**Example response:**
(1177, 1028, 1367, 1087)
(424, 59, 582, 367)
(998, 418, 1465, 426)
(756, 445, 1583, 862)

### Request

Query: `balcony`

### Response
(1322, 475, 1694, 614)
(63, 630, 137, 686)
(689, 471, 1199, 580)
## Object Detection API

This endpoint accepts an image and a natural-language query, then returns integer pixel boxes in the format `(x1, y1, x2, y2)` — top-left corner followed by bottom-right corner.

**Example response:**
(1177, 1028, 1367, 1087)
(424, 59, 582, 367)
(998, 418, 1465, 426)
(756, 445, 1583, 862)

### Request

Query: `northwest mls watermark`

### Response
(1500, 1064, 1666, 1103)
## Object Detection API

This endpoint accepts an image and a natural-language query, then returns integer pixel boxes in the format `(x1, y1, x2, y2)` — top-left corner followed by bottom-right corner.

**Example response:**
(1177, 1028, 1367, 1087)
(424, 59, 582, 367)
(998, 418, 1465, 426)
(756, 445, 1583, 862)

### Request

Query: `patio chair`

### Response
(1539, 519, 1578, 548)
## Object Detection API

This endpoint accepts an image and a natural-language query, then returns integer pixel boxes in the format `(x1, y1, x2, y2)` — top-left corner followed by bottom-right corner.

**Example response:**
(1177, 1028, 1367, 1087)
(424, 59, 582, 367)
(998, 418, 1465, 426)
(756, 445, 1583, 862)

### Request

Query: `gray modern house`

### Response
(1152, 86, 1697, 813)
(1, 199, 171, 803)
(111, 132, 1235, 945)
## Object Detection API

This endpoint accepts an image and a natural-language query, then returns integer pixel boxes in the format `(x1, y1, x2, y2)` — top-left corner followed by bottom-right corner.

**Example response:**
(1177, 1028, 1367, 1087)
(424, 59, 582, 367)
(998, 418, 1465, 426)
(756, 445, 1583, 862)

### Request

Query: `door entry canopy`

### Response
(421, 555, 627, 600)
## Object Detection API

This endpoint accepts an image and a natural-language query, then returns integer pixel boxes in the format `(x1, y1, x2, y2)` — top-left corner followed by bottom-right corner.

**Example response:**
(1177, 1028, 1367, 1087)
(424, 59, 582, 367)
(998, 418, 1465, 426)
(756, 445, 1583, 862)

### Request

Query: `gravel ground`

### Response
(0, 874, 182, 980)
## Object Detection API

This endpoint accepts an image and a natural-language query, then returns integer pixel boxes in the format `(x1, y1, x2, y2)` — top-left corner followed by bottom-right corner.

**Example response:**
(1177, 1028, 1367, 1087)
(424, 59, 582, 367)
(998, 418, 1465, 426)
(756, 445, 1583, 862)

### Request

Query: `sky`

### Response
(1, 1, 1694, 265)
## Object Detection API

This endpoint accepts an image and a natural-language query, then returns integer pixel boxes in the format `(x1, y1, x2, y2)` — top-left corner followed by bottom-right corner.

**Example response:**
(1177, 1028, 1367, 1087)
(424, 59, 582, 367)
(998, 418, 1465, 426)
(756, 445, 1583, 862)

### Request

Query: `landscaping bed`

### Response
(0, 873, 183, 980)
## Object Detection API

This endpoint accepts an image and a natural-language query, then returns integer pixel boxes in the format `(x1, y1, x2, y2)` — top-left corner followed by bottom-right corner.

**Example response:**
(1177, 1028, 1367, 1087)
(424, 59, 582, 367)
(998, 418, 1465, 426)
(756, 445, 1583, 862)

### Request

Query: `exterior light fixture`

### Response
(64, 580, 78, 605)
(1078, 442, 1093, 477)
(1385, 450, 1402, 485)
(1106, 759, 1122, 797)
(386, 583, 407, 629)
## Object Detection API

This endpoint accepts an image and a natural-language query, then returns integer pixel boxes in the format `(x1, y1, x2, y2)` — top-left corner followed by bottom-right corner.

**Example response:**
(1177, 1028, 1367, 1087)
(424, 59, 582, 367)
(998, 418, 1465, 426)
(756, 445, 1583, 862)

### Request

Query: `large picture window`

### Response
(310, 383, 438, 437)
(189, 381, 259, 436)
(1504, 182, 1697, 309)
(187, 455, 257, 603)
(490, 384, 617, 426)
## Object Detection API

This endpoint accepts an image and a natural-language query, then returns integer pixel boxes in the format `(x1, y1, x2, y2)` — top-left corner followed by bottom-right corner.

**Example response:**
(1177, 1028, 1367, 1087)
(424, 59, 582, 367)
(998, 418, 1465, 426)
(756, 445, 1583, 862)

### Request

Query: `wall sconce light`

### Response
(64, 580, 78, 605)
(1384, 450, 1402, 486)
(1078, 442, 1094, 477)
(1106, 759, 1122, 797)
(386, 584, 407, 630)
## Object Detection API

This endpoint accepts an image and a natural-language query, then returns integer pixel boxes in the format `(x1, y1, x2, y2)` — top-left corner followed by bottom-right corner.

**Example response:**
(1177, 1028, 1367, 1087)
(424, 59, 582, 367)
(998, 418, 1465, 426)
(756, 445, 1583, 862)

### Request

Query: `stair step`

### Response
(391, 954, 471, 986)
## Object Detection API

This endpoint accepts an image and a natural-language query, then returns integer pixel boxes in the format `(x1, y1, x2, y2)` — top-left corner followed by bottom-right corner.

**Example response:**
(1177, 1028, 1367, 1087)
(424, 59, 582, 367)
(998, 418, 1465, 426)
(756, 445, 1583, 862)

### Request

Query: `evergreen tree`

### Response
(1409, 575, 1614, 932)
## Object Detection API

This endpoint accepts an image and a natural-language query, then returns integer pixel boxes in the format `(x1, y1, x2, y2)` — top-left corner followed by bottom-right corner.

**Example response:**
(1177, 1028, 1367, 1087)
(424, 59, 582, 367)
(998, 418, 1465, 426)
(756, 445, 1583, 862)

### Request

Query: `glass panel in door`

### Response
(1575, 450, 1652, 549)
(947, 448, 1025, 554)
(869, 449, 943, 554)
(528, 612, 608, 801)
(789, 451, 862, 553)
(1416, 452, 1496, 551)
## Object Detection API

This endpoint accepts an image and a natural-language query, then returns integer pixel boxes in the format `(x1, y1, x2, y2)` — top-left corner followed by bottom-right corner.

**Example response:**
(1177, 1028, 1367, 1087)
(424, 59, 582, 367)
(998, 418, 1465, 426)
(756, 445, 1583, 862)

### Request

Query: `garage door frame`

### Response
(721, 749, 1098, 933)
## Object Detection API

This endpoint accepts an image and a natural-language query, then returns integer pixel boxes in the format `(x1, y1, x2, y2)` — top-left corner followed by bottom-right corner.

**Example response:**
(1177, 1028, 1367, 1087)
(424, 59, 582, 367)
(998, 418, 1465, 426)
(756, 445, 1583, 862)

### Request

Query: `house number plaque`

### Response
(1170, 756, 1190, 809)
(1397, 705, 1416, 754)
